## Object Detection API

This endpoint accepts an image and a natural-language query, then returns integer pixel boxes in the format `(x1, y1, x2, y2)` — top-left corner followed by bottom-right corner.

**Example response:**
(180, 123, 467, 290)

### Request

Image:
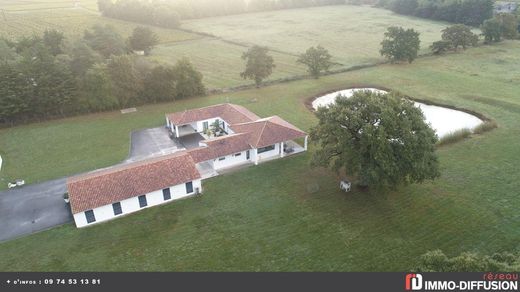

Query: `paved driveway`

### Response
(127, 127, 184, 162)
(0, 178, 71, 242)
(0, 126, 184, 242)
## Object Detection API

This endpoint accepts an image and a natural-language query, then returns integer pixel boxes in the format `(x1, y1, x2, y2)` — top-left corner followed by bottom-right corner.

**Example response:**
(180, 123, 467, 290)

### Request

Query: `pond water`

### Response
(311, 88, 484, 138)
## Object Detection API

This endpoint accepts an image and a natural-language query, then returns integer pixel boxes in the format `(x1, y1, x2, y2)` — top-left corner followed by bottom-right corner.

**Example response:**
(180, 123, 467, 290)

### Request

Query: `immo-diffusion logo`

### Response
(404, 273, 519, 291)
(406, 274, 423, 291)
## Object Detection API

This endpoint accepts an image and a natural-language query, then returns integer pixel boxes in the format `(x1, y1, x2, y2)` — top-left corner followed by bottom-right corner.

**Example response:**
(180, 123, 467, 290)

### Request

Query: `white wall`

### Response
(256, 143, 281, 162)
(195, 117, 224, 133)
(73, 179, 202, 228)
(212, 150, 250, 170)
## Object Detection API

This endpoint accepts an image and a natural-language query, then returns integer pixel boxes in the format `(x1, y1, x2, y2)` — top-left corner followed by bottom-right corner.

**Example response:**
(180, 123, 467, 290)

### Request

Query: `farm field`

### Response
(0, 0, 98, 11)
(1, 4, 459, 89)
(0, 9, 200, 43)
(0, 41, 519, 271)
(183, 5, 451, 68)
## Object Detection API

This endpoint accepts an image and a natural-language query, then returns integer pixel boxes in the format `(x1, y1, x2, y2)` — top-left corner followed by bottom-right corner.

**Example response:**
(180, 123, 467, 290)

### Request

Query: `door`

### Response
(246, 150, 250, 160)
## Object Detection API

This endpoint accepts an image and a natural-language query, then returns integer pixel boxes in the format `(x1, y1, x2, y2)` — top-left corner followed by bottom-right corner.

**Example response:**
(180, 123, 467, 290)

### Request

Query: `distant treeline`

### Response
(97, 0, 346, 26)
(0, 27, 205, 126)
(377, 0, 494, 26)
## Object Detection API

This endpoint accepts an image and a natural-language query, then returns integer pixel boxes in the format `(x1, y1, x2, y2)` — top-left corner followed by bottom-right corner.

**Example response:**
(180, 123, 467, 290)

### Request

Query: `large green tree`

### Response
(0, 63, 31, 124)
(481, 18, 503, 43)
(297, 45, 333, 78)
(106, 55, 141, 108)
(127, 26, 159, 55)
(310, 90, 440, 189)
(380, 26, 420, 63)
(42, 29, 65, 56)
(240, 45, 275, 87)
(68, 39, 102, 77)
(143, 65, 177, 102)
(441, 24, 479, 50)
(496, 13, 519, 40)
(172, 58, 205, 99)
(84, 24, 126, 58)
(79, 63, 118, 111)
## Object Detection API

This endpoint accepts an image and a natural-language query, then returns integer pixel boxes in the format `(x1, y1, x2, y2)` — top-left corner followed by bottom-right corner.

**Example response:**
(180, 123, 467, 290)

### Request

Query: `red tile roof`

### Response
(230, 116, 307, 148)
(166, 103, 260, 126)
(67, 152, 201, 214)
(188, 133, 252, 163)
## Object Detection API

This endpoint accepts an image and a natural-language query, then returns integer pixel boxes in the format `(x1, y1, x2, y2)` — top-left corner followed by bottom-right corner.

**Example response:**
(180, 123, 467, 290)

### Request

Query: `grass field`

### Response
(0, 41, 519, 271)
(149, 39, 307, 88)
(183, 5, 451, 67)
(1, 4, 458, 89)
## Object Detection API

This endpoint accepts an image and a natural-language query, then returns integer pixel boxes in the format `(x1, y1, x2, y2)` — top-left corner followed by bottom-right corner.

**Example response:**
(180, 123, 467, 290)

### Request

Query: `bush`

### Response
(473, 120, 497, 134)
(430, 40, 452, 55)
(437, 128, 471, 146)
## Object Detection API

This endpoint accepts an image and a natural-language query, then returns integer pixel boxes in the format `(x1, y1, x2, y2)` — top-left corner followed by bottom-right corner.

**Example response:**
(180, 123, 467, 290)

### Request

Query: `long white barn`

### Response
(68, 103, 307, 227)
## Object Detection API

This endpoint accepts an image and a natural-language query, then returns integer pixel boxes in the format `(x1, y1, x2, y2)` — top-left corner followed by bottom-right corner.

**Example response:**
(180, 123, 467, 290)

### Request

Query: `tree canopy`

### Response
(482, 18, 503, 43)
(128, 26, 159, 55)
(379, 0, 494, 26)
(380, 26, 420, 63)
(441, 24, 479, 50)
(240, 45, 275, 87)
(83, 24, 127, 58)
(297, 45, 333, 78)
(0, 28, 206, 125)
(310, 90, 440, 189)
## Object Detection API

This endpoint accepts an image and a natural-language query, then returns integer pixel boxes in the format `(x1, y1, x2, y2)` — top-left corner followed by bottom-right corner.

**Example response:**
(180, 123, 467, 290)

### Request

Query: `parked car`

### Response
(8, 179, 25, 189)
(339, 180, 351, 192)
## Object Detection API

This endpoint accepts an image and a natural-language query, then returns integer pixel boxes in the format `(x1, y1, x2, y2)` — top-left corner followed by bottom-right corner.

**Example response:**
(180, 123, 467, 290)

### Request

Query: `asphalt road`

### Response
(0, 126, 183, 242)
(0, 177, 71, 242)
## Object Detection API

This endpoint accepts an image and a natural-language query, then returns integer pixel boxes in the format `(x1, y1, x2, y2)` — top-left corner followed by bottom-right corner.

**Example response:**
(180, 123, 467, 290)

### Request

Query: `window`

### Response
(203, 121, 209, 131)
(186, 182, 193, 194)
(163, 188, 171, 200)
(138, 195, 147, 208)
(234, 152, 242, 157)
(85, 210, 96, 223)
(112, 202, 122, 215)
(257, 145, 275, 154)
(218, 157, 225, 161)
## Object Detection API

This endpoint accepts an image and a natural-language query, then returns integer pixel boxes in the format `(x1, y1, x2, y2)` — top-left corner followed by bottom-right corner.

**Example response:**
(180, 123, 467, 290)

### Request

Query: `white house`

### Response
(166, 103, 308, 168)
(67, 103, 307, 227)
(67, 152, 202, 228)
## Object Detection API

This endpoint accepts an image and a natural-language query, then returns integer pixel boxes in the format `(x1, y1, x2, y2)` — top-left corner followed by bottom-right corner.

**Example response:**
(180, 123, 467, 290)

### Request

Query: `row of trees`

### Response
(380, 18, 518, 61)
(378, 0, 494, 26)
(240, 45, 334, 87)
(97, 0, 345, 23)
(0, 26, 204, 125)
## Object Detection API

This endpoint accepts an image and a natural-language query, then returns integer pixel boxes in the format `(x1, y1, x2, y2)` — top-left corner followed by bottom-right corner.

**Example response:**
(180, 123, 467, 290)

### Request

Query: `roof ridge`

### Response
(255, 120, 268, 147)
(68, 151, 190, 183)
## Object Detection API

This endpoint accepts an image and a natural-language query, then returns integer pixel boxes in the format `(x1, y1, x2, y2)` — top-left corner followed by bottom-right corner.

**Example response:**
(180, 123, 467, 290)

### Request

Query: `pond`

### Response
(311, 88, 484, 138)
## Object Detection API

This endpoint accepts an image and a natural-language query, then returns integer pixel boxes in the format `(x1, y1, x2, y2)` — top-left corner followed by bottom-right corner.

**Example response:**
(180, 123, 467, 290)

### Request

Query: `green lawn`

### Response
(183, 5, 452, 68)
(0, 41, 519, 271)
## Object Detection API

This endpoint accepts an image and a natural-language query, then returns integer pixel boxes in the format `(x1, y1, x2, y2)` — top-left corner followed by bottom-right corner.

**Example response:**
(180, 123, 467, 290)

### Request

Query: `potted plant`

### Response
(63, 192, 69, 203)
